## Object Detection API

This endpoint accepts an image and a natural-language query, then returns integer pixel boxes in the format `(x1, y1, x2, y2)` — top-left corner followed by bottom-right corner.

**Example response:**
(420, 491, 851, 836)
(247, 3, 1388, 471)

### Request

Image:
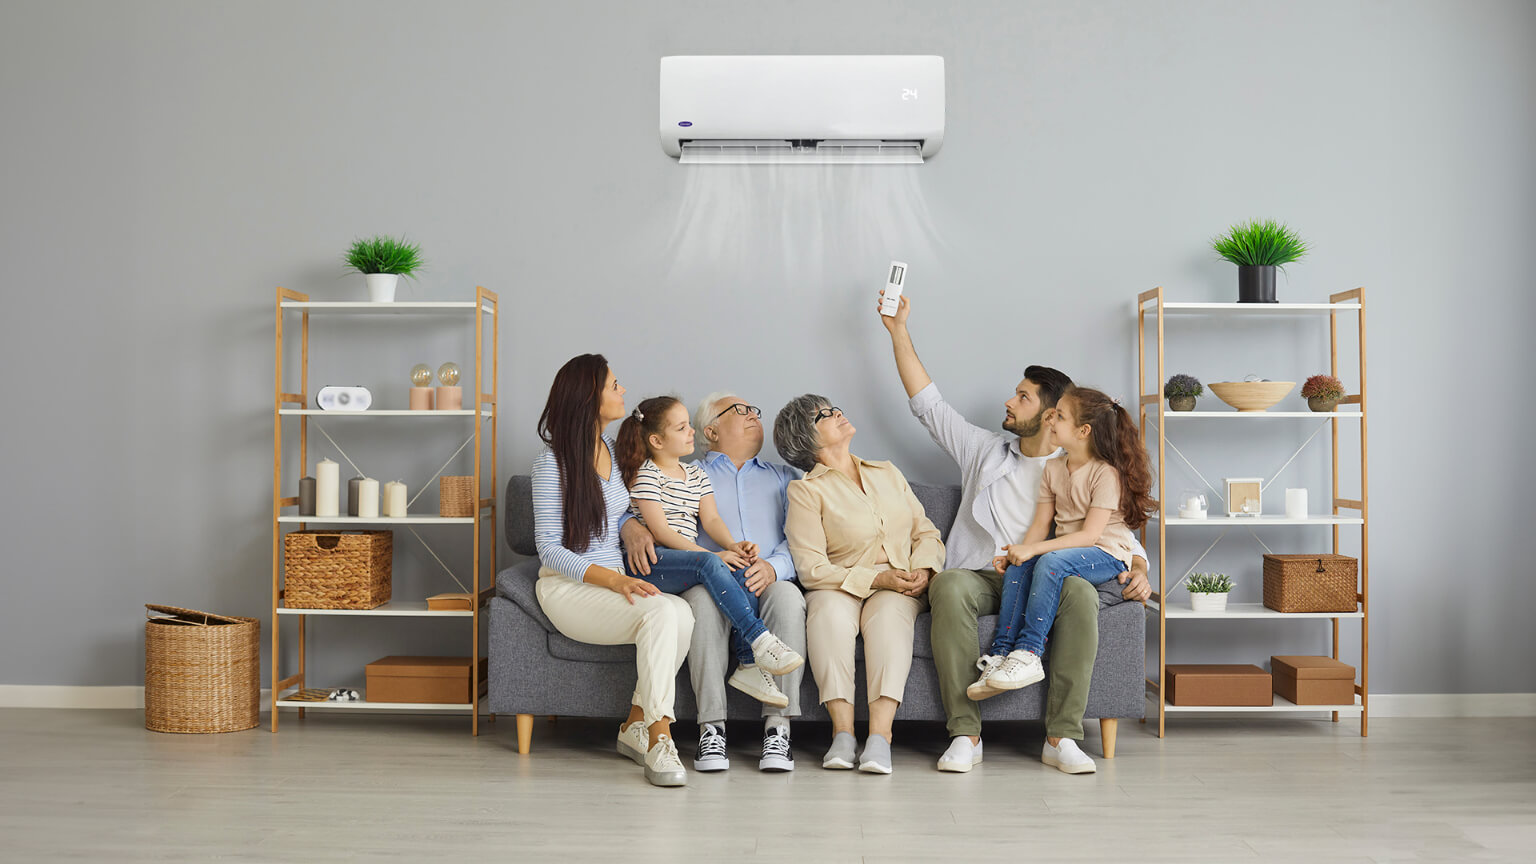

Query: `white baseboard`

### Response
(0, 686, 274, 710)
(1368, 693, 1536, 718)
(2, 686, 1534, 717)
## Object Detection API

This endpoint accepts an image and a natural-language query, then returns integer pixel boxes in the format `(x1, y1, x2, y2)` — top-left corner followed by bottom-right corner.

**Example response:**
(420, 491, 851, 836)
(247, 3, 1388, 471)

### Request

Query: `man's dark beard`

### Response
(1002, 410, 1042, 438)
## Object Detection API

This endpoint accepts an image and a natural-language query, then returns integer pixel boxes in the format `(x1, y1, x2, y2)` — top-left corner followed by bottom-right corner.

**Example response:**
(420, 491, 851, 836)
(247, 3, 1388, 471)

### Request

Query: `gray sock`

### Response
(859, 734, 892, 773)
(822, 731, 857, 769)
(764, 715, 790, 734)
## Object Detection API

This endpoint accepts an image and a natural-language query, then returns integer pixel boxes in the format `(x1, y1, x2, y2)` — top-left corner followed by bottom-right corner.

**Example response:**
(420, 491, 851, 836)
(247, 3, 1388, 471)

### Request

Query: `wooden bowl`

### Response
(1208, 381, 1295, 412)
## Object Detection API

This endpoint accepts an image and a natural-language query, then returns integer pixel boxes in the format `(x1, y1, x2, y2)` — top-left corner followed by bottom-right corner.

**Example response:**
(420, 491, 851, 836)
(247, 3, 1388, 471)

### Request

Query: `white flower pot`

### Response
(1189, 592, 1229, 612)
(365, 273, 399, 302)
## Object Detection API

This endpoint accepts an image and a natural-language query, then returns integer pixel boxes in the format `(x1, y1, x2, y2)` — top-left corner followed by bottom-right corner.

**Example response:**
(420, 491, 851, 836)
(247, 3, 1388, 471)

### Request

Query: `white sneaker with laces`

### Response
(759, 725, 795, 772)
(728, 664, 790, 708)
(645, 734, 688, 787)
(694, 722, 729, 772)
(1042, 737, 1096, 774)
(750, 632, 805, 676)
(966, 655, 1007, 701)
(988, 649, 1045, 690)
(937, 736, 983, 773)
(616, 720, 648, 765)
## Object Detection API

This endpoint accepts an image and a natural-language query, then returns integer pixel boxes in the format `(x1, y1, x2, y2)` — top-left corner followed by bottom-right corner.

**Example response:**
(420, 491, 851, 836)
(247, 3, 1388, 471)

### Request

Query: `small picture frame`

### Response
(1225, 478, 1263, 517)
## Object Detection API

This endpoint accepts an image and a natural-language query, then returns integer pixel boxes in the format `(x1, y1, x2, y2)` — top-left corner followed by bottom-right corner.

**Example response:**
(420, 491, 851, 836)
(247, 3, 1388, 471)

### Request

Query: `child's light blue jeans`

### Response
(630, 548, 765, 665)
(990, 547, 1127, 657)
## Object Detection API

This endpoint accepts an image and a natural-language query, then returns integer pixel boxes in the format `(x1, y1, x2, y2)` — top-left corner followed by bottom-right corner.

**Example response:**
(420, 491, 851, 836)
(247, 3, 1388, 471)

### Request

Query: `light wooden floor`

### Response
(1, 709, 1533, 862)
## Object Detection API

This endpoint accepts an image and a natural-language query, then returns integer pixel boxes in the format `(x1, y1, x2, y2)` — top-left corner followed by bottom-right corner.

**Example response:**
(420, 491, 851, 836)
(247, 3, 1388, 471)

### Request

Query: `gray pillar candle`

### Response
(348, 476, 364, 517)
(299, 477, 316, 516)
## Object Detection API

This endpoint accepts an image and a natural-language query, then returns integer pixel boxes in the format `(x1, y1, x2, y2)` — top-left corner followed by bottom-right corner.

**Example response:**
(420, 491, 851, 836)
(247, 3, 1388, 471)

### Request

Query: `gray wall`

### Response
(2, 0, 1531, 696)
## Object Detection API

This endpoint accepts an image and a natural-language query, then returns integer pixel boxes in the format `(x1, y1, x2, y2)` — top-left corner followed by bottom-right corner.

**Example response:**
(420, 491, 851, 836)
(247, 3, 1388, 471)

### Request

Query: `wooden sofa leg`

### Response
(1099, 718, 1118, 759)
(516, 714, 534, 754)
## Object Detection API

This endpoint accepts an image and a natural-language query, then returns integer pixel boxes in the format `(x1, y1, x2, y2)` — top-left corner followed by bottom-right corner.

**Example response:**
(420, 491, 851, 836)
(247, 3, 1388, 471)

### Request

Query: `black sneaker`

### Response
(759, 725, 795, 772)
(694, 722, 729, 772)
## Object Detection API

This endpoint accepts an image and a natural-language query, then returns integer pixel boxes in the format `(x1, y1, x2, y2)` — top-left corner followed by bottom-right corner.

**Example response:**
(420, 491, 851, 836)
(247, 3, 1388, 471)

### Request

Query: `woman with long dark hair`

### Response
(531, 354, 694, 787)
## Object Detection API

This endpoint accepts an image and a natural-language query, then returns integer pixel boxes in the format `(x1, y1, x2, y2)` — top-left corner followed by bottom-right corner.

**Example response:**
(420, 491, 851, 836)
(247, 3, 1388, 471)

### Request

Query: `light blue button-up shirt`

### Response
(692, 449, 801, 582)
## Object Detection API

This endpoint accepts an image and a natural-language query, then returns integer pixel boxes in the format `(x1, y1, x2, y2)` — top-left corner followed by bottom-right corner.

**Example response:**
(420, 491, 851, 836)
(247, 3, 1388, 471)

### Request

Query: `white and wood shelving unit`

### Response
(270, 288, 498, 735)
(1137, 288, 1369, 737)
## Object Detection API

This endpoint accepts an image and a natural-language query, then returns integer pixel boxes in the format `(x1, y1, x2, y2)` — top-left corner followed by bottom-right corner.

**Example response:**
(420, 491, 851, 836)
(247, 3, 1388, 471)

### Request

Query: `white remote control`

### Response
(880, 260, 907, 316)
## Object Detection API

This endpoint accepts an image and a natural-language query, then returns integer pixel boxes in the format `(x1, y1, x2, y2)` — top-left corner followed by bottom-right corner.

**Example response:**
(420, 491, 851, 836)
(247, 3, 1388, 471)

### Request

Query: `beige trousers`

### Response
(805, 588, 927, 706)
(535, 568, 694, 726)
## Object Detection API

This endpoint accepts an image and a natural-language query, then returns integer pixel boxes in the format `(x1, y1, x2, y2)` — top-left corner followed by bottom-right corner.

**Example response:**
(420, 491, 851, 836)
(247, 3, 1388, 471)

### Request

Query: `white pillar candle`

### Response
(1285, 488, 1308, 519)
(315, 459, 340, 517)
(383, 480, 407, 518)
(357, 478, 380, 519)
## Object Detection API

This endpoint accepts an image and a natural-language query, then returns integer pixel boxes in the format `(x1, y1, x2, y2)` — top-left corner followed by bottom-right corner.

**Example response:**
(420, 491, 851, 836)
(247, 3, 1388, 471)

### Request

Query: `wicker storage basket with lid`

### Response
(144, 605, 260, 733)
(1262, 554, 1358, 613)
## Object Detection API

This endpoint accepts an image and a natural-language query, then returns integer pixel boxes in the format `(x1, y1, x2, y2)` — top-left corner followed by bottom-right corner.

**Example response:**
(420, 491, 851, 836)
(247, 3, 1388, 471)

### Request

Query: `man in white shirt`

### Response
(877, 291, 1150, 775)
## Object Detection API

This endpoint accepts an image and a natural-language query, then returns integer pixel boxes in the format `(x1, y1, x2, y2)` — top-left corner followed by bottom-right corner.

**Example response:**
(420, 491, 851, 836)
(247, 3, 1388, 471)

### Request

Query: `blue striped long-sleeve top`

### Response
(531, 437, 630, 581)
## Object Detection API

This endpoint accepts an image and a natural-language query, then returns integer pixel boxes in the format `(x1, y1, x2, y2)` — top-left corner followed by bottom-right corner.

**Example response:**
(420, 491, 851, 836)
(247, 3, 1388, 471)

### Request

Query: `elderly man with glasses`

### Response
(621, 394, 807, 773)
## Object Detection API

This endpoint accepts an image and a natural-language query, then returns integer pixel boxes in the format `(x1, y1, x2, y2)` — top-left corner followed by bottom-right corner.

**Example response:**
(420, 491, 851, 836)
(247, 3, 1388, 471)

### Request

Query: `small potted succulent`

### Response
(1163, 374, 1203, 412)
(345, 235, 424, 302)
(1301, 374, 1346, 413)
(1211, 219, 1309, 303)
(1186, 572, 1234, 612)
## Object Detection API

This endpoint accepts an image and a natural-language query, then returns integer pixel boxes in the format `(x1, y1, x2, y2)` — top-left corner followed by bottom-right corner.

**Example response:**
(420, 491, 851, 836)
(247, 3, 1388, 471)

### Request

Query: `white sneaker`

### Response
(644, 734, 688, 787)
(1042, 737, 1097, 774)
(694, 722, 729, 772)
(616, 720, 648, 765)
(988, 649, 1045, 690)
(966, 655, 1007, 701)
(937, 736, 983, 773)
(728, 664, 790, 708)
(750, 632, 805, 676)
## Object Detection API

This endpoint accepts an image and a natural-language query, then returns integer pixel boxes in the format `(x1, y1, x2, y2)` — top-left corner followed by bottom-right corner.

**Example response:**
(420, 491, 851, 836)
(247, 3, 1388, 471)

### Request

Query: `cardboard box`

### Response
(426, 592, 474, 611)
(365, 656, 487, 704)
(1166, 664, 1273, 706)
(1272, 655, 1356, 705)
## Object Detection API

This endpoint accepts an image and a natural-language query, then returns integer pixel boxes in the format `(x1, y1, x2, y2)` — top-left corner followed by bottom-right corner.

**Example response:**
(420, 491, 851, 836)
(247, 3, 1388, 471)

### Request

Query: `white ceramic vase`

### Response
(1189, 592, 1229, 612)
(365, 273, 399, 302)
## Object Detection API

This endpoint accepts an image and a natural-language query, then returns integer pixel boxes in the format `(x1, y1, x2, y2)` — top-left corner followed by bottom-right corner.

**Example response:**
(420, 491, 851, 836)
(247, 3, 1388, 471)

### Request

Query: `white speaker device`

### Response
(316, 386, 372, 411)
(880, 261, 908, 316)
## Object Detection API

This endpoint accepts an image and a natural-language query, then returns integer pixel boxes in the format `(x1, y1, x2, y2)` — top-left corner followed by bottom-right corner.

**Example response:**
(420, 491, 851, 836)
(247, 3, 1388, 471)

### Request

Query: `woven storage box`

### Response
(439, 476, 475, 517)
(283, 530, 392, 609)
(1263, 554, 1357, 613)
(144, 605, 260, 733)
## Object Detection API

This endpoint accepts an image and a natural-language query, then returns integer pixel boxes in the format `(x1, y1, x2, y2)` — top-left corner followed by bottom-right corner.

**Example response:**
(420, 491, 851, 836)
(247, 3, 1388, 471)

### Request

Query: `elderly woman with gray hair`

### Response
(774, 395, 944, 774)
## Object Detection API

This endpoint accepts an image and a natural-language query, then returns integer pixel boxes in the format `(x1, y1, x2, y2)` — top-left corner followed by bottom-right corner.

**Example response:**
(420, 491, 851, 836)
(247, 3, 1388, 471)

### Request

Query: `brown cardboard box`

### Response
(426, 592, 474, 611)
(365, 656, 487, 704)
(1272, 655, 1356, 705)
(1166, 664, 1273, 706)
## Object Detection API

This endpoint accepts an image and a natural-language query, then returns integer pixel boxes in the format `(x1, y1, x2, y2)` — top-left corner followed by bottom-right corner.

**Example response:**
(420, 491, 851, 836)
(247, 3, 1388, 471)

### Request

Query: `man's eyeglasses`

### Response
(711, 403, 762, 422)
(813, 406, 843, 422)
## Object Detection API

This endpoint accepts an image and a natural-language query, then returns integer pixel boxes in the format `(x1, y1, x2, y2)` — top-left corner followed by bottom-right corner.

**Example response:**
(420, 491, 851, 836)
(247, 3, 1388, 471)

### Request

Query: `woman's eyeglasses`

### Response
(813, 406, 843, 422)
(711, 403, 762, 422)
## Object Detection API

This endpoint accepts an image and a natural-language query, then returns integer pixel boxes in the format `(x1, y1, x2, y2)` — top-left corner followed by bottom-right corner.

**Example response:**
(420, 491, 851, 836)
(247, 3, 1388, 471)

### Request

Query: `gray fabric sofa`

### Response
(489, 474, 1144, 756)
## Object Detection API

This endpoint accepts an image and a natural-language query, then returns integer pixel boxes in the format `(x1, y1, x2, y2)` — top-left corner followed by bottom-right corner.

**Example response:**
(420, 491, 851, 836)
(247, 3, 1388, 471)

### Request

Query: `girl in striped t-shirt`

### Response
(617, 396, 804, 707)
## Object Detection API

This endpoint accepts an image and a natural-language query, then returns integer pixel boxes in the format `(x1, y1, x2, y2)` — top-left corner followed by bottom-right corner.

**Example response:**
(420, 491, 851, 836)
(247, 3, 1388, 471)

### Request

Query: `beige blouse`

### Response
(785, 456, 945, 598)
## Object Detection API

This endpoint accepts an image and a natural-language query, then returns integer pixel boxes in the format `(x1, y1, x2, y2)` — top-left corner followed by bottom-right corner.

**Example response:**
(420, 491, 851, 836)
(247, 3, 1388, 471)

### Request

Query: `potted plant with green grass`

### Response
(1301, 374, 1346, 413)
(1186, 572, 1234, 612)
(1211, 219, 1309, 303)
(1163, 374, 1203, 412)
(344, 235, 423, 302)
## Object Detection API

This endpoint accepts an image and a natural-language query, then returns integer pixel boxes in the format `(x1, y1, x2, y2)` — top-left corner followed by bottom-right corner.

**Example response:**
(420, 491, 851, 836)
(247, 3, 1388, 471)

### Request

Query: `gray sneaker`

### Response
(858, 734, 892, 774)
(822, 731, 857, 770)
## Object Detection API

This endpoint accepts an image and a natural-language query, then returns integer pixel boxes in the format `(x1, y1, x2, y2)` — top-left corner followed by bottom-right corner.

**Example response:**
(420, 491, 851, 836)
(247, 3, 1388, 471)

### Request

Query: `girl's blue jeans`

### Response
(989, 547, 1127, 657)
(629, 548, 765, 665)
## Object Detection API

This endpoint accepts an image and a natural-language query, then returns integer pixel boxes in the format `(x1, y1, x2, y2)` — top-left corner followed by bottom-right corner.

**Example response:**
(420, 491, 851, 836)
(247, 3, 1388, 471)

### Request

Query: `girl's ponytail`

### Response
(1066, 387, 1158, 530)
(615, 395, 682, 488)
